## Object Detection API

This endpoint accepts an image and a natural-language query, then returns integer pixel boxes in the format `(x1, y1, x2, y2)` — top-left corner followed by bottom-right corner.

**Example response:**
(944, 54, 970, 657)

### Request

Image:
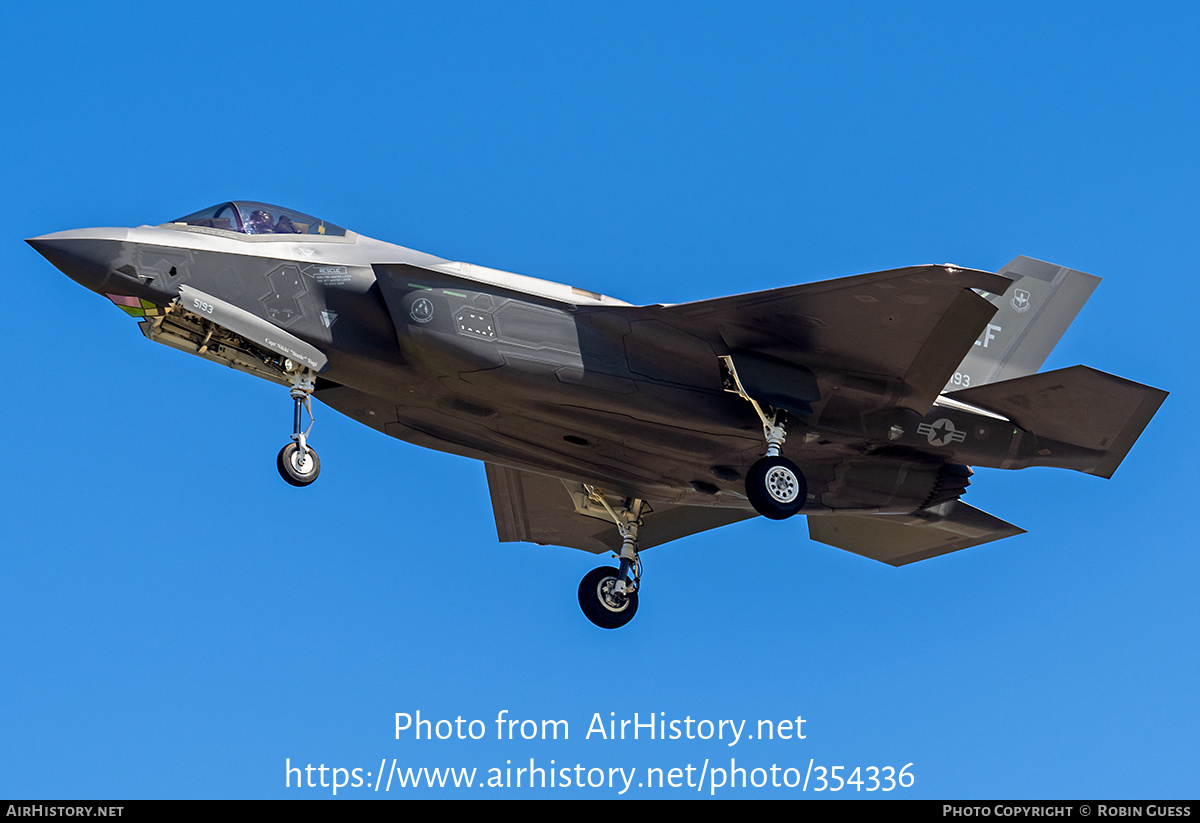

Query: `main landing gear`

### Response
(744, 420, 806, 521)
(577, 491, 645, 629)
(277, 369, 321, 487)
(719, 356, 807, 520)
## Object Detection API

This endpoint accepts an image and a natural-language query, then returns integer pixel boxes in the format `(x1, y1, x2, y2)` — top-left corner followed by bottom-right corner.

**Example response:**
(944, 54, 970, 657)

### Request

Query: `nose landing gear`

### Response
(277, 370, 321, 487)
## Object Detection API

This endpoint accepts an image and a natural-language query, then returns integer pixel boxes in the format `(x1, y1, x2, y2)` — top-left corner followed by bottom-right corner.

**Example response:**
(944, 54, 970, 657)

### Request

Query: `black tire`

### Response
(578, 566, 639, 629)
(277, 442, 321, 486)
(745, 455, 806, 520)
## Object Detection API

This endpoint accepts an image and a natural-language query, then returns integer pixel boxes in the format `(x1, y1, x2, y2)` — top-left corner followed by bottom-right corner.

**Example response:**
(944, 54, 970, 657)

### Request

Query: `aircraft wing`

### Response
(655, 265, 1012, 413)
(806, 502, 1026, 566)
(485, 463, 756, 554)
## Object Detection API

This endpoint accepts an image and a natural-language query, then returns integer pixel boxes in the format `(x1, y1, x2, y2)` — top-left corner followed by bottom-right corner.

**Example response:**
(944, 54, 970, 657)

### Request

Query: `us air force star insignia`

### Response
(917, 418, 967, 447)
(1011, 288, 1031, 313)
(410, 297, 435, 324)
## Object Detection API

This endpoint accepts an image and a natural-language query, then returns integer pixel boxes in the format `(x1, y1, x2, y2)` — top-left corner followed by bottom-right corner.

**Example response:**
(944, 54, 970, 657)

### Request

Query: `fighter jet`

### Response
(28, 201, 1167, 628)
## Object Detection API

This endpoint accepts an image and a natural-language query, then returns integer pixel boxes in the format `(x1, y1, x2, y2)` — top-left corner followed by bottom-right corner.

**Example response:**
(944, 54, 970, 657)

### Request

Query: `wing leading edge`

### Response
(654, 264, 1013, 414)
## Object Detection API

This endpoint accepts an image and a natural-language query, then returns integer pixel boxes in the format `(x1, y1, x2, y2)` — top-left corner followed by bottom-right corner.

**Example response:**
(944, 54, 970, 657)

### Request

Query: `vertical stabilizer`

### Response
(948, 256, 1100, 390)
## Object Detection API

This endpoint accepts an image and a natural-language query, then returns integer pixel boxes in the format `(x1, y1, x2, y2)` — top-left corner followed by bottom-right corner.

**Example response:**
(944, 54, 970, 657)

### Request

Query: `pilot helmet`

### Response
(247, 209, 275, 233)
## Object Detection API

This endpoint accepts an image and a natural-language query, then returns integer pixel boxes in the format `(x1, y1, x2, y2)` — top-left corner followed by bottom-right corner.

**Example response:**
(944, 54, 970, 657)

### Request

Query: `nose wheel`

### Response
(278, 441, 321, 486)
(277, 371, 321, 486)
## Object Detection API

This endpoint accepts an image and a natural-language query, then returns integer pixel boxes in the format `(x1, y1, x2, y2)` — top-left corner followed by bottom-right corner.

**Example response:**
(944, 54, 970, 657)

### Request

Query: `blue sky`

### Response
(2, 2, 1196, 798)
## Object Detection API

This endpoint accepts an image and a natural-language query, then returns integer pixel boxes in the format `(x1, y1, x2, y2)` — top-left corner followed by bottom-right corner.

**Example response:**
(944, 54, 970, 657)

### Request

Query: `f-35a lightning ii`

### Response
(28, 201, 1166, 628)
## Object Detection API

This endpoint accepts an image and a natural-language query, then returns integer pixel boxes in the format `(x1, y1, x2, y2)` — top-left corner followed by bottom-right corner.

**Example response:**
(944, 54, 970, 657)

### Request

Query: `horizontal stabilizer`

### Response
(485, 463, 755, 554)
(948, 365, 1167, 478)
(807, 502, 1025, 566)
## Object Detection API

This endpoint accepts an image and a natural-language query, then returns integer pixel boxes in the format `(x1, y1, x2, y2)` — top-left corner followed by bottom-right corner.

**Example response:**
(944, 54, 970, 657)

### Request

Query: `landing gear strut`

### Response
(277, 369, 321, 487)
(578, 491, 644, 629)
(719, 356, 807, 519)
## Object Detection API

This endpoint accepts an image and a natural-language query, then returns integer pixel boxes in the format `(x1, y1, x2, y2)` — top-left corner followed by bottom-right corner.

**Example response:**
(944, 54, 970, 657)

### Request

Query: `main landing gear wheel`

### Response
(746, 455, 806, 520)
(277, 442, 321, 486)
(717, 356, 806, 521)
(578, 566, 639, 629)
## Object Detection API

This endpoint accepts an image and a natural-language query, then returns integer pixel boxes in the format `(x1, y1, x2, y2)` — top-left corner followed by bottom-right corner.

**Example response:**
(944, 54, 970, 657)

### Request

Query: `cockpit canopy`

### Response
(170, 202, 347, 237)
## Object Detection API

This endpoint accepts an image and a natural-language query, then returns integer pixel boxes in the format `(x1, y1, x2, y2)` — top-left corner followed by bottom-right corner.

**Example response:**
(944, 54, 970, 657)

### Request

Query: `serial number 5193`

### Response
(193, 298, 214, 314)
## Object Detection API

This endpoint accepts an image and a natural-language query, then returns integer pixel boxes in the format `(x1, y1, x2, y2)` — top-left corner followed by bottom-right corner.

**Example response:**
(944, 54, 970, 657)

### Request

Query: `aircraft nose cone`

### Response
(26, 229, 129, 294)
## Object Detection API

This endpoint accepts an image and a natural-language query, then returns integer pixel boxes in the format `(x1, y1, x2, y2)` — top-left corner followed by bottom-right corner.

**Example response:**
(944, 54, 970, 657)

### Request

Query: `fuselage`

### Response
(29, 203, 1070, 518)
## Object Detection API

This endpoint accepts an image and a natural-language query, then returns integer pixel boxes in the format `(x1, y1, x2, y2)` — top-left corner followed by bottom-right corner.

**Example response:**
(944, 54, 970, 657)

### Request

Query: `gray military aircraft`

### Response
(28, 201, 1167, 628)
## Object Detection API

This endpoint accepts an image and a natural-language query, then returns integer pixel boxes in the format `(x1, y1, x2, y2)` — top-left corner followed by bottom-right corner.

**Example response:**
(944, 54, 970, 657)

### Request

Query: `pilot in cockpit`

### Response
(246, 209, 276, 234)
